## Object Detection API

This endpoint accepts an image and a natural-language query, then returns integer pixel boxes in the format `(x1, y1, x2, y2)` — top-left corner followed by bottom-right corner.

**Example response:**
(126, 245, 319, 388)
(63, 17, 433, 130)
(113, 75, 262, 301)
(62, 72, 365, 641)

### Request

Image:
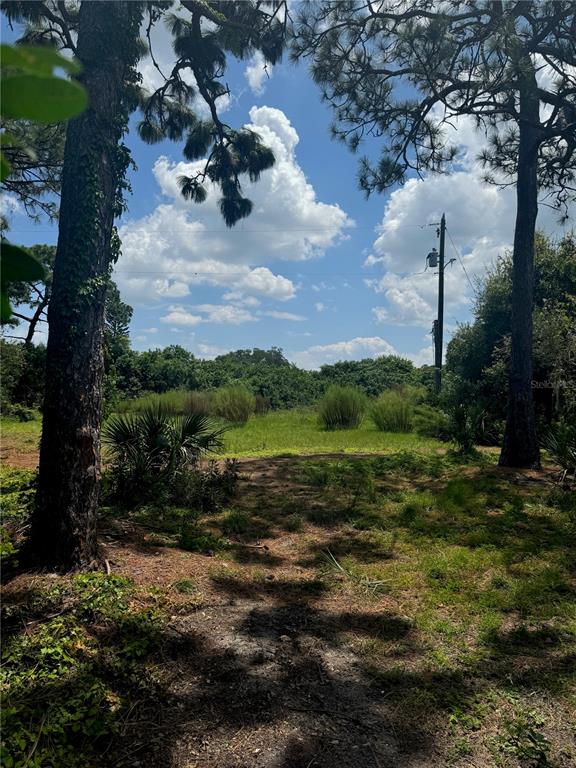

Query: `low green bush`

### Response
(102, 405, 225, 506)
(179, 526, 225, 553)
(0, 467, 37, 559)
(317, 385, 366, 430)
(220, 510, 252, 535)
(170, 459, 239, 514)
(212, 384, 255, 424)
(447, 402, 484, 455)
(371, 390, 413, 432)
(413, 404, 451, 439)
(2, 404, 38, 422)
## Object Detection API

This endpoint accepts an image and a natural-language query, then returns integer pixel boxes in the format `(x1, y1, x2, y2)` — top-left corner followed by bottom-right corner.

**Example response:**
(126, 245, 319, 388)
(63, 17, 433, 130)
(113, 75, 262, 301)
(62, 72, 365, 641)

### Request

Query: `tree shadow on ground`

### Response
(298, 530, 395, 566)
(3, 574, 573, 768)
(129, 601, 449, 768)
(210, 574, 329, 603)
(229, 545, 286, 567)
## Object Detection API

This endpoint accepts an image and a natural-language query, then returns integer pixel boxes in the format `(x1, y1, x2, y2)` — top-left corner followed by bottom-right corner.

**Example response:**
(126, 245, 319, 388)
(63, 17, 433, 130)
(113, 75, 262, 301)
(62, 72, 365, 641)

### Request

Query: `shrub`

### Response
(3, 404, 38, 422)
(212, 384, 255, 424)
(186, 390, 212, 416)
(371, 390, 413, 432)
(542, 421, 576, 483)
(255, 393, 271, 415)
(171, 459, 240, 513)
(284, 513, 304, 532)
(0, 467, 36, 559)
(413, 404, 451, 439)
(220, 510, 251, 535)
(102, 405, 225, 505)
(117, 390, 186, 414)
(118, 390, 213, 417)
(179, 527, 225, 553)
(447, 403, 483, 455)
(318, 385, 367, 430)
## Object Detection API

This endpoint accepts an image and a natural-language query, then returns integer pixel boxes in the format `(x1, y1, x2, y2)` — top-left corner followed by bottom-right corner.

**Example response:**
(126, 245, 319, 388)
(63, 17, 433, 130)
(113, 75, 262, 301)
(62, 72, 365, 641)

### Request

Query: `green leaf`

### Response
(0, 153, 11, 182)
(0, 44, 81, 75)
(1, 242, 46, 286)
(183, 123, 213, 161)
(1, 75, 88, 122)
(0, 290, 11, 323)
(0, 132, 37, 184)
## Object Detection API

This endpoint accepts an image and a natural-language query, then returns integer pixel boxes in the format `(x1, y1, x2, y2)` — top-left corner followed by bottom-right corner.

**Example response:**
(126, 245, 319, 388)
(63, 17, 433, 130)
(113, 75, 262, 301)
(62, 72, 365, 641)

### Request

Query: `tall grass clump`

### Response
(186, 390, 212, 416)
(117, 390, 188, 415)
(318, 386, 366, 430)
(118, 390, 212, 416)
(212, 384, 255, 425)
(371, 390, 413, 433)
(255, 393, 271, 415)
(413, 404, 451, 440)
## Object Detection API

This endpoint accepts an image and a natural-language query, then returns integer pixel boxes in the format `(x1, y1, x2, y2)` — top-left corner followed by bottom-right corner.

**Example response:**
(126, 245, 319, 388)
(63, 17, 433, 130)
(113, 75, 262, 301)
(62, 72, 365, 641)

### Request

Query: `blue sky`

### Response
(3, 13, 572, 368)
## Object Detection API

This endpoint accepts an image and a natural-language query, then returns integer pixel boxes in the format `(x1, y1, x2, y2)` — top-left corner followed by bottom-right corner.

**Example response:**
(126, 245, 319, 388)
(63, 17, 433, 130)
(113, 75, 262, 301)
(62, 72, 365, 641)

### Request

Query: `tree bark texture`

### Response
(499, 60, 541, 469)
(28, 1, 142, 570)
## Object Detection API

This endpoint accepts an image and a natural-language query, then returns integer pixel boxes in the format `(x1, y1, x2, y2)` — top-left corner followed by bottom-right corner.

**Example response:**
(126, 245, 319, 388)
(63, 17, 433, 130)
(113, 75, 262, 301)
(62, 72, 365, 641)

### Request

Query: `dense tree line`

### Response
(4, 235, 573, 422)
(2, 340, 423, 413)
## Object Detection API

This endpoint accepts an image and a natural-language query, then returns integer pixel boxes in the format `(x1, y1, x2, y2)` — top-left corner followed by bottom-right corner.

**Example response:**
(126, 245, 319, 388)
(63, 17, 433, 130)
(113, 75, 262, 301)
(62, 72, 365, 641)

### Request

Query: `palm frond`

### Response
(104, 405, 227, 504)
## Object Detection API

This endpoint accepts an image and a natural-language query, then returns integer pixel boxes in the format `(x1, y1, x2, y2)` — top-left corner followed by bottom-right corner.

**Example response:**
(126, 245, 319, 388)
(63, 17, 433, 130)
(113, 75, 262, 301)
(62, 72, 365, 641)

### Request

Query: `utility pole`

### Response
(434, 213, 446, 393)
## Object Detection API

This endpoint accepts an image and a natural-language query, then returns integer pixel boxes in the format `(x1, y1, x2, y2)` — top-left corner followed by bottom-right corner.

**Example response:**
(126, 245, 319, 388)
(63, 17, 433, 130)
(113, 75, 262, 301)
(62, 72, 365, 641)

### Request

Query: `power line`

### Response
(112, 265, 435, 278)
(0, 221, 442, 235)
(446, 228, 475, 292)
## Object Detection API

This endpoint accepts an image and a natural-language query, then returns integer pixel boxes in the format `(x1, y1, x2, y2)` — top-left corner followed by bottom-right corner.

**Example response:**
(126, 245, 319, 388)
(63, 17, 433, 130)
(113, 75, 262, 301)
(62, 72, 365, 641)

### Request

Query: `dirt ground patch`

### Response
(0, 429, 40, 469)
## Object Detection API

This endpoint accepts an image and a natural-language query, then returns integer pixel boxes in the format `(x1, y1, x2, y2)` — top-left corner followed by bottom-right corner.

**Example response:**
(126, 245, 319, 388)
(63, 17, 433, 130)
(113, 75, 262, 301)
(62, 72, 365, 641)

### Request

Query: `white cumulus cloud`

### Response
(162, 303, 257, 326)
(115, 106, 352, 307)
(366, 138, 569, 331)
(291, 336, 398, 370)
(160, 307, 203, 326)
(193, 304, 257, 325)
(244, 51, 272, 95)
(197, 343, 232, 359)
(259, 310, 306, 321)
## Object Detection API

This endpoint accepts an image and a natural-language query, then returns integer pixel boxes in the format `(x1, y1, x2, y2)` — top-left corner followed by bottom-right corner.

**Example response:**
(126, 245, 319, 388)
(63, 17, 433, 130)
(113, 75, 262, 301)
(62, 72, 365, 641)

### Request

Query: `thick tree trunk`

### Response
(499, 64, 541, 469)
(26, 1, 142, 570)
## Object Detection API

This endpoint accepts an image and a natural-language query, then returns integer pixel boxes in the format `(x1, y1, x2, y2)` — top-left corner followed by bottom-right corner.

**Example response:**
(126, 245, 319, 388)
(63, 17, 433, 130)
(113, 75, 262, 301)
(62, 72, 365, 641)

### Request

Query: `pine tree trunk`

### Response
(499, 64, 541, 469)
(27, 1, 142, 570)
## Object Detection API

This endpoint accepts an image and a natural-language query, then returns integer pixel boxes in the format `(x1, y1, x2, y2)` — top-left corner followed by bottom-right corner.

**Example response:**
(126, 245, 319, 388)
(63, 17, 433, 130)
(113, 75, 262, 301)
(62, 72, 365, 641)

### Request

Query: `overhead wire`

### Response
(446, 228, 475, 292)
(1, 221, 441, 234)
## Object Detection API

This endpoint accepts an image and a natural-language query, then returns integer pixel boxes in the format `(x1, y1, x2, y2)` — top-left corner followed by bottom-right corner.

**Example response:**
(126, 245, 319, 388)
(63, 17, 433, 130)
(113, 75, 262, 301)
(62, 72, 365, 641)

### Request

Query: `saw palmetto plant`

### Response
(103, 404, 225, 503)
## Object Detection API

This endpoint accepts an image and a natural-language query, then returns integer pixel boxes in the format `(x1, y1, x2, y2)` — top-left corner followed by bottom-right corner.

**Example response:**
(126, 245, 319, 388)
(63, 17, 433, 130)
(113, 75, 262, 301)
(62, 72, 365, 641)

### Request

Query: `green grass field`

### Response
(221, 409, 444, 457)
(1, 410, 445, 464)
